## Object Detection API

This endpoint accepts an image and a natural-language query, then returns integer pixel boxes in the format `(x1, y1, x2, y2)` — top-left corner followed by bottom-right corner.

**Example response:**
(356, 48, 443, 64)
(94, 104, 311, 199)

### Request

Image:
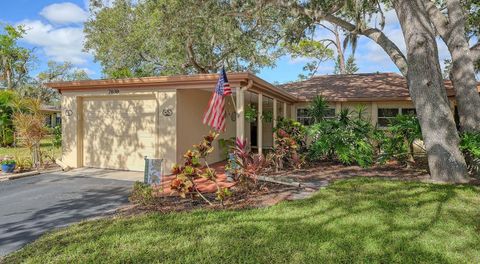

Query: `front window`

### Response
(378, 108, 399, 127)
(324, 108, 336, 119)
(296, 108, 312, 126)
(401, 108, 416, 116)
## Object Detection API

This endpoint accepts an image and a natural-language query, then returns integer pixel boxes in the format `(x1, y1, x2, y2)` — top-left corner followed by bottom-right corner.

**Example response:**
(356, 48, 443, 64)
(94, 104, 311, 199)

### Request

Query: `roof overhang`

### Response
(47, 72, 298, 103)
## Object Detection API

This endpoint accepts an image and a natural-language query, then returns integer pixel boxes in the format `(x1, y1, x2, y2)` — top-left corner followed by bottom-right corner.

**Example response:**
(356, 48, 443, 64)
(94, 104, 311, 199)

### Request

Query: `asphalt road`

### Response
(0, 170, 137, 256)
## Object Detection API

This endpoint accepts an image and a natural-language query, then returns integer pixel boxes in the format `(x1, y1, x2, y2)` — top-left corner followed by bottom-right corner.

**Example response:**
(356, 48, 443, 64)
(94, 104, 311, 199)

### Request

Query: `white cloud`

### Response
(40, 2, 88, 24)
(19, 19, 90, 65)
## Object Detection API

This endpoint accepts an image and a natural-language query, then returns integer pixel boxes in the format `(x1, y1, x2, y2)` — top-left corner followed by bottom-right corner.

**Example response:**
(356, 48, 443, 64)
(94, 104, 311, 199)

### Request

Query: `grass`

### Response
(0, 137, 61, 164)
(3, 178, 480, 264)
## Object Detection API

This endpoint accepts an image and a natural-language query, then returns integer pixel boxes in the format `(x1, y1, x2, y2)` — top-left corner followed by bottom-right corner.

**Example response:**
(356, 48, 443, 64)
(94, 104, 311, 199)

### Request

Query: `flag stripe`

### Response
(202, 68, 231, 132)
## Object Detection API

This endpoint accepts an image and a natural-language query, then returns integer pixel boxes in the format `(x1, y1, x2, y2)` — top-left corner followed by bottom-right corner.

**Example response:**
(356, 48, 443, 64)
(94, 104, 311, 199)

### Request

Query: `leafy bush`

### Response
(1, 157, 16, 165)
(274, 118, 307, 151)
(308, 117, 377, 168)
(170, 131, 231, 205)
(379, 115, 422, 164)
(0, 90, 18, 147)
(308, 95, 329, 123)
(129, 182, 155, 206)
(460, 132, 480, 177)
(52, 125, 62, 148)
(230, 137, 271, 189)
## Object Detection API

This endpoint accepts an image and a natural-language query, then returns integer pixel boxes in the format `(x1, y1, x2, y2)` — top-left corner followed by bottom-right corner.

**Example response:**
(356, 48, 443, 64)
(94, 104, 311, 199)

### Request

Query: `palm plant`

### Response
(308, 95, 329, 123)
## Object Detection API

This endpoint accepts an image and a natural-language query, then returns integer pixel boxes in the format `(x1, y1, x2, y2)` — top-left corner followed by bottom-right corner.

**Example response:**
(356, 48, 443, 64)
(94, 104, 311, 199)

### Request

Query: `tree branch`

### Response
(324, 14, 408, 76)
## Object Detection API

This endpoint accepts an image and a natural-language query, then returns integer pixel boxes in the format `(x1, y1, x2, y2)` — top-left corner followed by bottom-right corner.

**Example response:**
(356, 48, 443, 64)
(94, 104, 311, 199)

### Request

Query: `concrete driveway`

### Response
(0, 168, 142, 256)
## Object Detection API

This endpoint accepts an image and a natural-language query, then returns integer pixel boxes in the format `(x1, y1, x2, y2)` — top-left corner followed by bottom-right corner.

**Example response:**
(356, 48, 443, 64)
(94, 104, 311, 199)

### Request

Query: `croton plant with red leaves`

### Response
(170, 131, 231, 205)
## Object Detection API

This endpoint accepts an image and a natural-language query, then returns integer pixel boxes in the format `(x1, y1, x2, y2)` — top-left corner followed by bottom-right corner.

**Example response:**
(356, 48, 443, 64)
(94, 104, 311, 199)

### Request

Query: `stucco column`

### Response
(273, 98, 277, 147)
(257, 93, 263, 155)
(283, 102, 287, 118)
(236, 87, 245, 140)
(371, 102, 378, 126)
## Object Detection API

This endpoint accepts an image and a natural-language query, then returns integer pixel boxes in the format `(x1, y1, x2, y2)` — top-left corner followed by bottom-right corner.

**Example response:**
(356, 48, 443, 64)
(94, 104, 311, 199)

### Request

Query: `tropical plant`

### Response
(273, 128, 305, 170)
(308, 116, 377, 168)
(308, 95, 329, 123)
(230, 137, 270, 189)
(170, 132, 231, 205)
(380, 115, 422, 165)
(460, 132, 480, 176)
(12, 98, 49, 168)
(244, 104, 258, 122)
(274, 118, 307, 151)
(262, 110, 273, 123)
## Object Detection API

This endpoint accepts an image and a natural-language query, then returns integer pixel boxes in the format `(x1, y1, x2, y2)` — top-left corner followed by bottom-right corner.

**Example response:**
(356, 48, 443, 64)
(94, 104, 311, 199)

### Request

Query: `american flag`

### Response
(203, 68, 231, 131)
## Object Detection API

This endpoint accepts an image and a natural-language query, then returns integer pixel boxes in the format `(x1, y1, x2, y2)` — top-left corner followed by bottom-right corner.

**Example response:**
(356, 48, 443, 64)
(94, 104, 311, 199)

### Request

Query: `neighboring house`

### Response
(279, 72, 480, 128)
(40, 106, 61, 128)
(47, 72, 480, 172)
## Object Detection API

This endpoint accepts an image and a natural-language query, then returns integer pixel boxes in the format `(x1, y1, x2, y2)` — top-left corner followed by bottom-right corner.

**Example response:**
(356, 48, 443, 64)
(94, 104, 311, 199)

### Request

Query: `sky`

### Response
(0, 1, 459, 84)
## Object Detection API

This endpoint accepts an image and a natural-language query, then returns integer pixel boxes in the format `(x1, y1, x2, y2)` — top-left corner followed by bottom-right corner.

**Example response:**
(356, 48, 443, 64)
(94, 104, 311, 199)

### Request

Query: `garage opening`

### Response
(82, 96, 157, 171)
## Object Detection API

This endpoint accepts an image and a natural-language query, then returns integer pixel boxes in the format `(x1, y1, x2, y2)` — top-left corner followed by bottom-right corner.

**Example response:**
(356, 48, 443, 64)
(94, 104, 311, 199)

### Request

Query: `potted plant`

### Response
(1, 157, 16, 173)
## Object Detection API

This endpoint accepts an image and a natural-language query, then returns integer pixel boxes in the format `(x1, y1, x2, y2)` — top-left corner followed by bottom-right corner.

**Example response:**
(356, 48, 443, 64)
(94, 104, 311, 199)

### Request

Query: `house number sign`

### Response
(108, 88, 120, 95)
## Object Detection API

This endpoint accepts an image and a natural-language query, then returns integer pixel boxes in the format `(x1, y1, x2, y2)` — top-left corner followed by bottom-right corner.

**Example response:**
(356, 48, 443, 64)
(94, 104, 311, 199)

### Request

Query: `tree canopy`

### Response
(85, 0, 289, 78)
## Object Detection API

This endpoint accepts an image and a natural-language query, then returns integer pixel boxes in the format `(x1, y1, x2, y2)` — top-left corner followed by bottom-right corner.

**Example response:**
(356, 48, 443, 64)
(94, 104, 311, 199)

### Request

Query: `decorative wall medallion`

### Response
(162, 108, 173, 117)
(65, 109, 73, 117)
(230, 112, 236, 121)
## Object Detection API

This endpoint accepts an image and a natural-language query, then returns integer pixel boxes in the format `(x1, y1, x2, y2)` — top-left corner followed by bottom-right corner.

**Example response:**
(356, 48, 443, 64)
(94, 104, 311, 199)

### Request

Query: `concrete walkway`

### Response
(0, 168, 142, 256)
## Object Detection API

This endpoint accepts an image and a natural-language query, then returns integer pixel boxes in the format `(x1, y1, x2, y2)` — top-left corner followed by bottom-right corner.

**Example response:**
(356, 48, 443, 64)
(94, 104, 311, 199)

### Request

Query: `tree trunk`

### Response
(393, 0, 468, 182)
(444, 0, 480, 132)
(333, 26, 346, 74)
(423, 0, 480, 132)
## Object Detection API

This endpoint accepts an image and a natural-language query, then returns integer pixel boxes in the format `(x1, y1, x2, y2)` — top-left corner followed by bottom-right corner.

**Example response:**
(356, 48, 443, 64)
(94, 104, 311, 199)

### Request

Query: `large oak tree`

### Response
(84, 0, 287, 77)
(264, 0, 469, 182)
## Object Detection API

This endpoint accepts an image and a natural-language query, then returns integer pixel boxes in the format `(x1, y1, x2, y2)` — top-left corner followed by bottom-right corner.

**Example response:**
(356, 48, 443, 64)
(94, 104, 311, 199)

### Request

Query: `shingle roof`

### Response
(277, 72, 480, 101)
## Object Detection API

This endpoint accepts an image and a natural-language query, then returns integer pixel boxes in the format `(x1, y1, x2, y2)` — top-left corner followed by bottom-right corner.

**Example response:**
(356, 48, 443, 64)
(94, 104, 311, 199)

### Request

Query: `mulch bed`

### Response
(119, 181, 303, 216)
(121, 160, 479, 216)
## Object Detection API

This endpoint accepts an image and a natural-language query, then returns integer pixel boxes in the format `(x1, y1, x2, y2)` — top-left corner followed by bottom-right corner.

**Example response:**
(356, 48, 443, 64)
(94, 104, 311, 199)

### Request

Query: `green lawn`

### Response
(4, 178, 480, 264)
(0, 137, 61, 163)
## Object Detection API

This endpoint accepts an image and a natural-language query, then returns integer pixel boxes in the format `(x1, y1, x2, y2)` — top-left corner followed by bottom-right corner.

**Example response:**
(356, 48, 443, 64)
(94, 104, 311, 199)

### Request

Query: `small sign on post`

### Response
(144, 157, 164, 185)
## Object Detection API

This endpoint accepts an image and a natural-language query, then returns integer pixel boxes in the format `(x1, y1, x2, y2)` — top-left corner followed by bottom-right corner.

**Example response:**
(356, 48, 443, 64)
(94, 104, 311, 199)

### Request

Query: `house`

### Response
(47, 72, 480, 172)
(40, 106, 61, 128)
(279, 72, 480, 127)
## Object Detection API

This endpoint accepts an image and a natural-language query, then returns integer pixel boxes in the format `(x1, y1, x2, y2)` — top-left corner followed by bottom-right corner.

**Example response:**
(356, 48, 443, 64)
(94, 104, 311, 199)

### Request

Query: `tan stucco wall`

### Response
(60, 88, 177, 171)
(176, 89, 236, 165)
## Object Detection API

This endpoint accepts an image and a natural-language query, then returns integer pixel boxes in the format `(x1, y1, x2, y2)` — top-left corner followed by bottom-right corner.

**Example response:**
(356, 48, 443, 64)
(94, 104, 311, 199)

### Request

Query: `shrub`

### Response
(52, 125, 62, 148)
(308, 117, 377, 168)
(0, 90, 18, 147)
(129, 182, 155, 206)
(12, 99, 49, 168)
(308, 95, 329, 123)
(170, 131, 231, 205)
(273, 127, 305, 170)
(230, 137, 271, 189)
(460, 132, 480, 177)
(274, 118, 307, 151)
(379, 115, 422, 165)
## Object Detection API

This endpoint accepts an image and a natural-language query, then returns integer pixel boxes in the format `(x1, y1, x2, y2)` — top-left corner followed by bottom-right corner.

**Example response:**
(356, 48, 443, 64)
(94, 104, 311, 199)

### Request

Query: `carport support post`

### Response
(257, 93, 263, 155)
(273, 99, 277, 148)
(236, 87, 245, 141)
